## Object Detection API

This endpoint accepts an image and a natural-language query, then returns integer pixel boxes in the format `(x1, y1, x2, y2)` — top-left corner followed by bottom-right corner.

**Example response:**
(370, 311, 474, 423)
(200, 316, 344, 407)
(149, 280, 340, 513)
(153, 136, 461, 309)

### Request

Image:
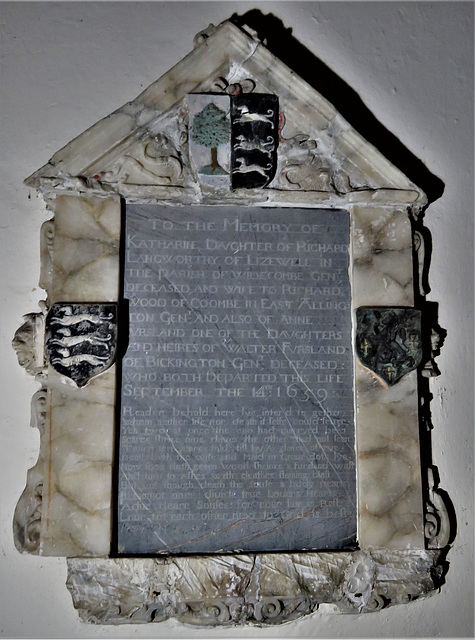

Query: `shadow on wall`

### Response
(231, 9, 456, 561)
(231, 9, 445, 205)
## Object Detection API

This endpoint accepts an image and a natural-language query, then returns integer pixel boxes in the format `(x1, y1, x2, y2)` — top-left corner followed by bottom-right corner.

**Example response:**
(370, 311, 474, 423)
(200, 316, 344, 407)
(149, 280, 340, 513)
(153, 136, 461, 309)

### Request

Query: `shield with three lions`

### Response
(355, 308, 423, 386)
(45, 303, 117, 387)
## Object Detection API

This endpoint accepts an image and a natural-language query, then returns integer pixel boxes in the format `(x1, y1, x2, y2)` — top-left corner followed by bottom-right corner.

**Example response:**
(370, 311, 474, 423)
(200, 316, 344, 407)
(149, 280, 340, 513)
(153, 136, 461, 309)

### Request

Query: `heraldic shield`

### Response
(231, 94, 279, 189)
(355, 308, 423, 386)
(45, 303, 117, 387)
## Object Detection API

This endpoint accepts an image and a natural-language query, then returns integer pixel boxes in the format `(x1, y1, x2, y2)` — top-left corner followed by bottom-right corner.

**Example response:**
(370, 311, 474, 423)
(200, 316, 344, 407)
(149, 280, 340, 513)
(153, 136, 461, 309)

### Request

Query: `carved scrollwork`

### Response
(127, 603, 168, 624)
(92, 135, 184, 187)
(275, 118, 351, 193)
(254, 596, 312, 623)
(67, 549, 447, 625)
(184, 598, 244, 624)
(413, 230, 430, 297)
(12, 308, 46, 376)
(182, 595, 312, 625)
(425, 511, 440, 541)
(39, 219, 54, 292)
(425, 467, 452, 549)
(363, 593, 387, 612)
(212, 76, 257, 95)
(202, 599, 231, 623)
(13, 388, 48, 554)
(193, 24, 217, 48)
(13, 469, 43, 553)
(254, 597, 282, 621)
(281, 161, 334, 191)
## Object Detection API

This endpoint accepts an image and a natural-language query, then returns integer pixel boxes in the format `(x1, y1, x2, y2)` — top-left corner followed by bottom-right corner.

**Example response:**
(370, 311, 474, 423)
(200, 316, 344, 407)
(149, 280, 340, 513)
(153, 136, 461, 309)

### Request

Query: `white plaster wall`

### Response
(1, 2, 473, 637)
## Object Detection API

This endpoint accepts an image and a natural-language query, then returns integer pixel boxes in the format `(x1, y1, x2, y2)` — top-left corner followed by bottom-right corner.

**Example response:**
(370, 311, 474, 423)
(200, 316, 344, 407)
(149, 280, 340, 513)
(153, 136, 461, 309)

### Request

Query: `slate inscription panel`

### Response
(118, 206, 356, 554)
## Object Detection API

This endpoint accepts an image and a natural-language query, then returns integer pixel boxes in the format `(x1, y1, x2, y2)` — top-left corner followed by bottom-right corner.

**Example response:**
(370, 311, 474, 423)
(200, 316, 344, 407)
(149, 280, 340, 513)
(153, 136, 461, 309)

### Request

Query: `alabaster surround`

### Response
(13, 19, 451, 624)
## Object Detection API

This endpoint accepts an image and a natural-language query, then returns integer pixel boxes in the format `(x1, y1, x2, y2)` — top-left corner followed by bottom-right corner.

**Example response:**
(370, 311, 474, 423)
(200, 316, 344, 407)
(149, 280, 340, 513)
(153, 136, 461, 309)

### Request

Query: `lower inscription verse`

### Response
(118, 206, 356, 554)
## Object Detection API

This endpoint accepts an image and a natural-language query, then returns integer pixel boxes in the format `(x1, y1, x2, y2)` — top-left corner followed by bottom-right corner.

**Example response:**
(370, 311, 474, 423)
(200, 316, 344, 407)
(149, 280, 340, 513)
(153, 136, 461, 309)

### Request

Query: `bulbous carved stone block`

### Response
(12, 312, 45, 376)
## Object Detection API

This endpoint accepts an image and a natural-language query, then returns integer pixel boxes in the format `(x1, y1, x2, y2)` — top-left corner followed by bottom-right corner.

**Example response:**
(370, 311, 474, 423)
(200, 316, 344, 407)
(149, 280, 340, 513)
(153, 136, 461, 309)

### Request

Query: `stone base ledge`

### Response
(67, 548, 445, 625)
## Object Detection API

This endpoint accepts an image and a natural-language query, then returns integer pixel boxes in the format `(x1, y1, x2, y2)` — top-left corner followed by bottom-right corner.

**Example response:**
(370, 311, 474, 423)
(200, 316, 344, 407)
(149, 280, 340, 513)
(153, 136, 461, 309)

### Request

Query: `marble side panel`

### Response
(351, 205, 414, 308)
(39, 194, 120, 556)
(355, 355, 424, 548)
(50, 194, 121, 302)
(40, 367, 116, 556)
(350, 204, 424, 548)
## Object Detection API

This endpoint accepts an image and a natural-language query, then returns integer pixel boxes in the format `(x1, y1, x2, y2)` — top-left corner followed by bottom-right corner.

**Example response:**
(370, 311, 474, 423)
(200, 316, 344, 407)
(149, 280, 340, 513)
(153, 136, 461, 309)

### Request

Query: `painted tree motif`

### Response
(192, 103, 229, 175)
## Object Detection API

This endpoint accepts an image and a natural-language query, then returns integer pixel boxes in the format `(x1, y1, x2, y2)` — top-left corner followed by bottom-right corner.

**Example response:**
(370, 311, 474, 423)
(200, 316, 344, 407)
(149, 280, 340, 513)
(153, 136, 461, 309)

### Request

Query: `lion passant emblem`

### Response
(45, 303, 117, 386)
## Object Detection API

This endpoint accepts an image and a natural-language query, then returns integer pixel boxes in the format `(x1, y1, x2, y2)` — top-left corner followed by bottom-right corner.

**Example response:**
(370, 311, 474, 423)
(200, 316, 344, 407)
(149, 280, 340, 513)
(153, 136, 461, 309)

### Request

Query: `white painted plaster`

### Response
(0, 2, 473, 637)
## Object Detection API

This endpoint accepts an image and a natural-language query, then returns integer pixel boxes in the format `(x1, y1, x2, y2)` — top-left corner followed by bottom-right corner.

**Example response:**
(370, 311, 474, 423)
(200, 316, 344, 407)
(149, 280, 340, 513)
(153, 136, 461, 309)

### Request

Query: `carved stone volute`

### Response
(93, 135, 184, 188)
(13, 388, 48, 554)
(425, 467, 452, 549)
(39, 219, 55, 292)
(193, 24, 217, 48)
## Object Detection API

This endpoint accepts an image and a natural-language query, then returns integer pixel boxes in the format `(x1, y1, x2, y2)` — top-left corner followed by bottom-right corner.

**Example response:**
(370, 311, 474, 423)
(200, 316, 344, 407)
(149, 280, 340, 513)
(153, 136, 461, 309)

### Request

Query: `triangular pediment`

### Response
(25, 19, 425, 204)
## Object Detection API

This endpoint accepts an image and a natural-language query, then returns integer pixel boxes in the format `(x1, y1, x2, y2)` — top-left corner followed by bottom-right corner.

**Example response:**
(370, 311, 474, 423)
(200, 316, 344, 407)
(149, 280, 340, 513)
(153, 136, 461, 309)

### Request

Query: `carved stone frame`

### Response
(13, 18, 452, 624)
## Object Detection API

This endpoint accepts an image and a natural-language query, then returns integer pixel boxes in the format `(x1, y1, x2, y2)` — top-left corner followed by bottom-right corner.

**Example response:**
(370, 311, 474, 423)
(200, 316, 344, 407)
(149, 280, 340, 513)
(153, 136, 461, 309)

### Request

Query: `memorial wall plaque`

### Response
(118, 206, 356, 554)
(14, 14, 453, 624)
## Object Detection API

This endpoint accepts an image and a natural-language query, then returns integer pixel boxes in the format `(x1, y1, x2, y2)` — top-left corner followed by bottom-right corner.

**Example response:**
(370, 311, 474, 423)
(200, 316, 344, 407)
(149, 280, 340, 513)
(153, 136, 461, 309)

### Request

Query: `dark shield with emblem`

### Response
(45, 303, 117, 387)
(231, 94, 279, 189)
(355, 307, 423, 386)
